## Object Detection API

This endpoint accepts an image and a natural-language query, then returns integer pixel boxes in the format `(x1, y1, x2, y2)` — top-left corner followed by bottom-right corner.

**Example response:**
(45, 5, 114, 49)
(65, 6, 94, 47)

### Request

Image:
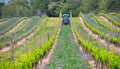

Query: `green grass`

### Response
(73, 17, 94, 43)
(91, 14, 119, 32)
(99, 13, 120, 27)
(110, 12, 120, 18)
(0, 17, 42, 48)
(33, 17, 58, 37)
(0, 17, 58, 63)
(0, 18, 24, 34)
(108, 13, 120, 23)
(73, 16, 120, 69)
(47, 25, 91, 69)
(82, 14, 120, 45)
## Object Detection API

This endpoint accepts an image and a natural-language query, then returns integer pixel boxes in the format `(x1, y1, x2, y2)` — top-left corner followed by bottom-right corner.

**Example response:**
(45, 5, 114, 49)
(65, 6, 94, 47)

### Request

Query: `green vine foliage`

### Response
(99, 13, 120, 27)
(110, 12, 120, 18)
(71, 18, 120, 69)
(80, 14, 120, 46)
(0, 20, 60, 69)
(90, 14, 119, 32)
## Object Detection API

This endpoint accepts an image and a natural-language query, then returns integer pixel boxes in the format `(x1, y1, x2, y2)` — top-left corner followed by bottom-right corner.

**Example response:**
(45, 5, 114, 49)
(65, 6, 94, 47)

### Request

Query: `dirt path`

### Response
(0, 18, 44, 53)
(71, 25, 97, 69)
(80, 17, 120, 55)
(99, 16, 120, 30)
(6, 19, 26, 35)
(33, 27, 61, 69)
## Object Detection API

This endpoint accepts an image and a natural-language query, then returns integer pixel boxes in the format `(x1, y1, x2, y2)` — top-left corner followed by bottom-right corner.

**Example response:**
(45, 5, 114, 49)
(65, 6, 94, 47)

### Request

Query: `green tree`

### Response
(0, 3, 4, 18)
(31, 0, 49, 12)
(107, 0, 120, 12)
(1, 0, 120, 17)
(1, 0, 32, 17)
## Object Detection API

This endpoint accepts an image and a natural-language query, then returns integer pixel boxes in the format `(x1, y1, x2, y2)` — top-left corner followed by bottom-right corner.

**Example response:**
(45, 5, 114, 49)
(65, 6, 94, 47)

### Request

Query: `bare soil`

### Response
(80, 17, 120, 55)
(99, 16, 120, 30)
(0, 19, 44, 53)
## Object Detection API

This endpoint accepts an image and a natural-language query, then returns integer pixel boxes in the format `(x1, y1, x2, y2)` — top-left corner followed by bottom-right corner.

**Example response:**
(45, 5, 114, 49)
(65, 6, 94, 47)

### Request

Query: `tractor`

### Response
(62, 14, 70, 25)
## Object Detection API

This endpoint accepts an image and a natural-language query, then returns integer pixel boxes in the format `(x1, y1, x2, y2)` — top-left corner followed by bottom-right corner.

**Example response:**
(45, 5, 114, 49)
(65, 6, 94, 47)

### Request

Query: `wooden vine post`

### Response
(25, 37, 28, 54)
(40, 36, 42, 48)
(52, 30, 54, 37)
(10, 36, 15, 69)
(34, 62, 38, 69)
(106, 38, 110, 69)
(4, 33, 6, 47)
(4, 33, 6, 41)
(98, 36, 101, 51)
(37, 61, 39, 69)
(107, 39, 110, 51)
(49, 33, 51, 40)
(34, 37, 37, 47)
(87, 35, 90, 43)
(91, 37, 94, 46)
(48, 33, 49, 41)
(97, 35, 101, 69)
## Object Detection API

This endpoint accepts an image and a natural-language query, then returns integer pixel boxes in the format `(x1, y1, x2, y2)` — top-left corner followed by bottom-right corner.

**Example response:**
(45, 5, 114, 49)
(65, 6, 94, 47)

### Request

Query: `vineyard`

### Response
(0, 12, 120, 69)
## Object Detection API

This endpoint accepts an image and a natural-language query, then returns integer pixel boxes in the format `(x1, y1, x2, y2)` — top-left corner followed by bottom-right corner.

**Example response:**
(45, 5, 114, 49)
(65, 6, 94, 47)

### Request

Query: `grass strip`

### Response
(47, 25, 90, 69)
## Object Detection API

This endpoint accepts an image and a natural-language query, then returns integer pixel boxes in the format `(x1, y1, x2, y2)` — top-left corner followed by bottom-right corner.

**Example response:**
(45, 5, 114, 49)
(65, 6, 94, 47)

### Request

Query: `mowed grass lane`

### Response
(47, 25, 90, 69)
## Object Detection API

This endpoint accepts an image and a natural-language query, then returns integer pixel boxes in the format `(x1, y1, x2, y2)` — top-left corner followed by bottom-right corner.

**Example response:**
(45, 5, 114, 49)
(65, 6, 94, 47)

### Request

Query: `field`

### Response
(0, 12, 120, 69)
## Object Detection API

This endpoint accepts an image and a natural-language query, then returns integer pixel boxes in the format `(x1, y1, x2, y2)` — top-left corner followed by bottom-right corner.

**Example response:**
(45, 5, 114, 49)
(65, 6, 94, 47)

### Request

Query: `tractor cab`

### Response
(62, 14, 70, 25)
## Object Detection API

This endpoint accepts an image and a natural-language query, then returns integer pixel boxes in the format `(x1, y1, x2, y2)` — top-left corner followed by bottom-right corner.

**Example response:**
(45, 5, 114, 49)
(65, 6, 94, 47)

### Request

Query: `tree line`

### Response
(0, 0, 120, 17)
